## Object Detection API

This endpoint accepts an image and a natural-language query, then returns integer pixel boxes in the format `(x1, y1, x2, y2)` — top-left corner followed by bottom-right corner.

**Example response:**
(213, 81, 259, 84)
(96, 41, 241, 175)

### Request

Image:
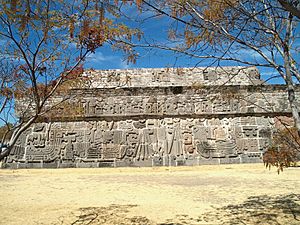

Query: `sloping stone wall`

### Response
(5, 116, 273, 168)
(3, 67, 299, 168)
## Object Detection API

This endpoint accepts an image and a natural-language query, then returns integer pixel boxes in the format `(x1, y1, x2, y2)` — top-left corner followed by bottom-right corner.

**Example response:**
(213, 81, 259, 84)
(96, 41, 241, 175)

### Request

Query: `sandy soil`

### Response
(0, 164, 299, 225)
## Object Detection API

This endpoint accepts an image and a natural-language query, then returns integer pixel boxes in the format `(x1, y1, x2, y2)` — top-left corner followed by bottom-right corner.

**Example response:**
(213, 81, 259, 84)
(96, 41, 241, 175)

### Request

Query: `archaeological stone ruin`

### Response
(3, 66, 299, 168)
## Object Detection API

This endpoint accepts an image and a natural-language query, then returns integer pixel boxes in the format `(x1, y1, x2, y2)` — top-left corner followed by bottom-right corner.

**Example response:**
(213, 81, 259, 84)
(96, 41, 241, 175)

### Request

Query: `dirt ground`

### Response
(0, 163, 299, 225)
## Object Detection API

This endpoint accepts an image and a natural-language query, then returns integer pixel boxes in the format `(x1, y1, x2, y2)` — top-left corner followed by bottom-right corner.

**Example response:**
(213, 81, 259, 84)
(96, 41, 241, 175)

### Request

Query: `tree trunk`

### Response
(283, 49, 300, 136)
(0, 146, 11, 161)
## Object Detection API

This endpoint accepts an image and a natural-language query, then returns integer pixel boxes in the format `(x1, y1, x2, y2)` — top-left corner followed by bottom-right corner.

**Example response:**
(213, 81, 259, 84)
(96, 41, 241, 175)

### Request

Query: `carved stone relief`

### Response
(5, 115, 276, 166)
(7, 66, 294, 167)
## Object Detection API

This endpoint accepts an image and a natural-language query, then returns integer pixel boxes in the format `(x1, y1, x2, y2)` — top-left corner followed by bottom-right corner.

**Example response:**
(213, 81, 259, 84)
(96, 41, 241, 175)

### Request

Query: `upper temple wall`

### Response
(14, 67, 296, 120)
(84, 66, 262, 88)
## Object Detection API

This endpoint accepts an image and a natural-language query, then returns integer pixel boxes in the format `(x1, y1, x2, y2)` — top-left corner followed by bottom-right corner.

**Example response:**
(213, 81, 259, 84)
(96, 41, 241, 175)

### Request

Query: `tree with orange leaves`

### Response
(0, 0, 141, 160)
(119, 0, 300, 170)
(123, 0, 300, 132)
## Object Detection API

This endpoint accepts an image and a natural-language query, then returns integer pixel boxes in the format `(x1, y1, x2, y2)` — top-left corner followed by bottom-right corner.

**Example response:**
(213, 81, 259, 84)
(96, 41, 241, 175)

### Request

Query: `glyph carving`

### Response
(6, 66, 298, 167)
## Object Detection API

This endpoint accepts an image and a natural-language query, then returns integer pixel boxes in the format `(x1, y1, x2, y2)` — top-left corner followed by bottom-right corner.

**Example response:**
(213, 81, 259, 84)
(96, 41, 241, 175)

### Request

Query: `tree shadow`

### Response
(63, 194, 300, 225)
(159, 194, 300, 225)
(60, 204, 153, 225)
(209, 193, 299, 225)
(181, 193, 300, 225)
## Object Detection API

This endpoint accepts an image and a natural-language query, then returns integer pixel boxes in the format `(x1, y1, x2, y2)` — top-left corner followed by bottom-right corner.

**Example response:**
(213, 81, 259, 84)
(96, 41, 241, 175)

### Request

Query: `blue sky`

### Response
(1, 1, 300, 126)
(82, 4, 300, 85)
(1, 1, 298, 84)
(84, 41, 289, 85)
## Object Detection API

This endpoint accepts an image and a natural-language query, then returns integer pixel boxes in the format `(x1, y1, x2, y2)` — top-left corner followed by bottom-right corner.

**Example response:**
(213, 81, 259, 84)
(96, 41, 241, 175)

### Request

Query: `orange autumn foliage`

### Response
(263, 127, 300, 173)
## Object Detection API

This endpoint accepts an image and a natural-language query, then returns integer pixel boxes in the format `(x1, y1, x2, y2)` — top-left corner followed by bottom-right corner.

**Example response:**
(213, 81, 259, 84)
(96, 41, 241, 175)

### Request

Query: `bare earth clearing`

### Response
(0, 164, 299, 225)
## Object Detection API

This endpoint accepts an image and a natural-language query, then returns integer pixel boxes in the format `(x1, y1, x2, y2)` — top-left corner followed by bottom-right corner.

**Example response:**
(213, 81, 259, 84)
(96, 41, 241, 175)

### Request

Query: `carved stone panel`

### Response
(7, 66, 296, 167)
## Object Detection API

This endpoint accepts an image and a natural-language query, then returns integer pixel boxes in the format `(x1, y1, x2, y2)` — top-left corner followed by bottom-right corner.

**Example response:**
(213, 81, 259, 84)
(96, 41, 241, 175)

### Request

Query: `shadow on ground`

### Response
(198, 193, 300, 225)
(62, 205, 151, 225)
(63, 194, 300, 225)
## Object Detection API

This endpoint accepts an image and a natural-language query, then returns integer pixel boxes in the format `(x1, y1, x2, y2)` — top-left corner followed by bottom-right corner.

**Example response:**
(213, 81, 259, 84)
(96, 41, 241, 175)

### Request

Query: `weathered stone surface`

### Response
(4, 66, 299, 168)
(85, 66, 261, 88)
